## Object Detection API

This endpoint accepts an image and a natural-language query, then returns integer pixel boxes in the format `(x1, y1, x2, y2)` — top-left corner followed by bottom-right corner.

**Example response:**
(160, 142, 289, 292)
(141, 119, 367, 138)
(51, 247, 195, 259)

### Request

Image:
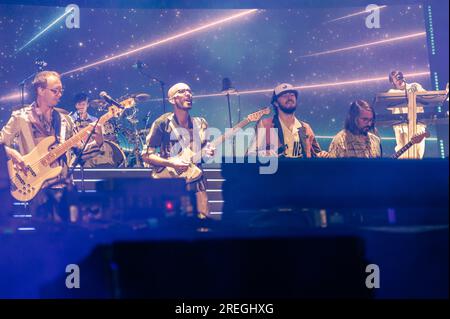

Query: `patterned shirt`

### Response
(142, 112, 209, 191)
(0, 103, 100, 188)
(328, 129, 382, 158)
(143, 112, 208, 160)
(278, 116, 304, 158)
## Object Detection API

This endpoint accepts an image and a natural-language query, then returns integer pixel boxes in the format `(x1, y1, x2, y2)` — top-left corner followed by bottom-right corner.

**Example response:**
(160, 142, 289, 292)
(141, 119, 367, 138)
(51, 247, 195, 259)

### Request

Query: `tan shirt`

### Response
(278, 116, 303, 158)
(329, 130, 382, 158)
(0, 103, 99, 188)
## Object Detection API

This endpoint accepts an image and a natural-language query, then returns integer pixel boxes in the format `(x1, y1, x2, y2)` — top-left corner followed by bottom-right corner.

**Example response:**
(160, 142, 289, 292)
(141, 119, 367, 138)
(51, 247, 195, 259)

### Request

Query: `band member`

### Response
(247, 83, 329, 158)
(328, 100, 382, 158)
(388, 70, 427, 158)
(0, 71, 102, 221)
(141, 83, 214, 218)
(71, 93, 97, 128)
(70, 92, 104, 166)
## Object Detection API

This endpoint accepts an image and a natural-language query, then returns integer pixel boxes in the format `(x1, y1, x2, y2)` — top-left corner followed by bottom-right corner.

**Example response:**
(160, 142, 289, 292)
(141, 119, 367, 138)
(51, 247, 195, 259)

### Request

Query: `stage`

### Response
(0, 0, 448, 305)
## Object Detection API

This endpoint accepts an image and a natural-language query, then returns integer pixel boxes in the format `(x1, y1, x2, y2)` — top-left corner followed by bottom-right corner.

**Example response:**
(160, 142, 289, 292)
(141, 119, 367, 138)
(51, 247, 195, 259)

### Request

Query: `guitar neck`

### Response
(392, 141, 414, 159)
(192, 118, 251, 162)
(42, 112, 111, 165)
(210, 118, 251, 149)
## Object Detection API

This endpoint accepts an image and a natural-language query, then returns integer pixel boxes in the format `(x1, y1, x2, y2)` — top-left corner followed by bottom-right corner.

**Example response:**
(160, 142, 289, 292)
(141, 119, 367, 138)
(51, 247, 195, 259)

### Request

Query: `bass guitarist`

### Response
(0, 71, 102, 222)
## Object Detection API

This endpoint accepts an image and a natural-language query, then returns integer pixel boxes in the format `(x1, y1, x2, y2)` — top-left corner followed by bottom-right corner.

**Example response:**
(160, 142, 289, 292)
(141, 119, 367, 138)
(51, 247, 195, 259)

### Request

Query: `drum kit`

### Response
(86, 93, 151, 168)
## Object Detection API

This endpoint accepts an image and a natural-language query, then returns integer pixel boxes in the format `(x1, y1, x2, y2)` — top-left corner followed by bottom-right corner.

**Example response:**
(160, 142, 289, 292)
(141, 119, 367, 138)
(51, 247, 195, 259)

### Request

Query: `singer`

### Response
(141, 83, 215, 219)
(387, 70, 427, 158)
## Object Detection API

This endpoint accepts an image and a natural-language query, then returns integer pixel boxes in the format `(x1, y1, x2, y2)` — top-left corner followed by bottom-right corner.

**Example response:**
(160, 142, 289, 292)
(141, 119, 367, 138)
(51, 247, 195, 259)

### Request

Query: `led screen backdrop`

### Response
(0, 4, 436, 156)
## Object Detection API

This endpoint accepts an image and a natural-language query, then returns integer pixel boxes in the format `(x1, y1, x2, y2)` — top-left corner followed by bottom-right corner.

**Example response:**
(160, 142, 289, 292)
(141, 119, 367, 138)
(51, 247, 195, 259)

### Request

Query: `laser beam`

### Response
(0, 91, 28, 102)
(299, 32, 426, 58)
(294, 71, 430, 90)
(147, 71, 430, 101)
(61, 9, 258, 76)
(325, 5, 387, 23)
(315, 135, 437, 141)
(17, 8, 74, 53)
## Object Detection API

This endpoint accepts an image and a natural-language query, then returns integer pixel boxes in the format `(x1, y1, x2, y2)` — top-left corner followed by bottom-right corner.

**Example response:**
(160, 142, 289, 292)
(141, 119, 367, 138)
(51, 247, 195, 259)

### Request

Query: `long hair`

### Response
(344, 100, 376, 135)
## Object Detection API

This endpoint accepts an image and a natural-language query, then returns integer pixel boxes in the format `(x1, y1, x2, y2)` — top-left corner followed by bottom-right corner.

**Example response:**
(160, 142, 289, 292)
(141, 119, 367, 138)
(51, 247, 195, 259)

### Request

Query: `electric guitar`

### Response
(8, 98, 135, 202)
(151, 107, 271, 183)
(391, 131, 430, 159)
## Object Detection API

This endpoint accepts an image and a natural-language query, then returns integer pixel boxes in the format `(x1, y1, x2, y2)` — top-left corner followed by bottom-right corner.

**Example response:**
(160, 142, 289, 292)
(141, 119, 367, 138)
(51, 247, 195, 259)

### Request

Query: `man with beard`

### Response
(247, 83, 329, 158)
(142, 83, 215, 218)
(328, 100, 382, 158)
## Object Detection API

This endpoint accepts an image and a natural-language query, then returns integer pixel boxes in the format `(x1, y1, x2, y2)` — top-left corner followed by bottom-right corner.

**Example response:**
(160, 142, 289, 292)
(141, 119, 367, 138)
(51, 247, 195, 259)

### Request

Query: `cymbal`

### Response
(90, 99, 107, 109)
(132, 93, 151, 103)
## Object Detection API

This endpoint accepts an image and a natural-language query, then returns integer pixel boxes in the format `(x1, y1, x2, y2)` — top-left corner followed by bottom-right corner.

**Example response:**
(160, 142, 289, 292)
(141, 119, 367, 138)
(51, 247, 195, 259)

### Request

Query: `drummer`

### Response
(70, 92, 104, 163)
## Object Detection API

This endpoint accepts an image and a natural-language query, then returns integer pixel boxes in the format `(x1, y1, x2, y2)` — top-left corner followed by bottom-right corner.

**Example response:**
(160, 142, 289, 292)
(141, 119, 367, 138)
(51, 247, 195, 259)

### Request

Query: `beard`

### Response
(359, 126, 371, 135)
(278, 104, 296, 114)
(277, 100, 297, 114)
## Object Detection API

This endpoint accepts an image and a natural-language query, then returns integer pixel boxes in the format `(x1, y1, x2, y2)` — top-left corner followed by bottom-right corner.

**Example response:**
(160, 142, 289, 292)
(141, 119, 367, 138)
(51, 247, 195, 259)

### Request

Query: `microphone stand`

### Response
(237, 92, 241, 123)
(18, 63, 46, 107)
(226, 91, 233, 129)
(137, 69, 166, 114)
(18, 72, 37, 107)
(226, 91, 235, 158)
(222, 88, 236, 158)
(67, 117, 101, 193)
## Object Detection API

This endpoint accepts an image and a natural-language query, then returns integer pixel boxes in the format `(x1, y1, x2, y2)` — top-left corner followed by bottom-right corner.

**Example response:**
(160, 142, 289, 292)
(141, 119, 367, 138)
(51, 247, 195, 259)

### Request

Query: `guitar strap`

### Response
(191, 117, 204, 154)
(52, 109, 63, 143)
(167, 115, 204, 152)
(52, 109, 70, 164)
(272, 115, 309, 158)
(297, 123, 310, 158)
(21, 108, 36, 152)
(167, 115, 190, 151)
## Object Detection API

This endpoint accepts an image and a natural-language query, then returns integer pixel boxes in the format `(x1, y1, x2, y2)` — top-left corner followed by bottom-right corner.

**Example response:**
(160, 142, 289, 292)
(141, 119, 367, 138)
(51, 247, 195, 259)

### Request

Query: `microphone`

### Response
(132, 60, 147, 70)
(99, 91, 123, 109)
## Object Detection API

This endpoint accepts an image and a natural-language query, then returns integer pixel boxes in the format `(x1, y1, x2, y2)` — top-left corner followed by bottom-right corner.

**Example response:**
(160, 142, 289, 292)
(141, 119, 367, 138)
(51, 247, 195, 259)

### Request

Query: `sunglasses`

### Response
(176, 89, 192, 95)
